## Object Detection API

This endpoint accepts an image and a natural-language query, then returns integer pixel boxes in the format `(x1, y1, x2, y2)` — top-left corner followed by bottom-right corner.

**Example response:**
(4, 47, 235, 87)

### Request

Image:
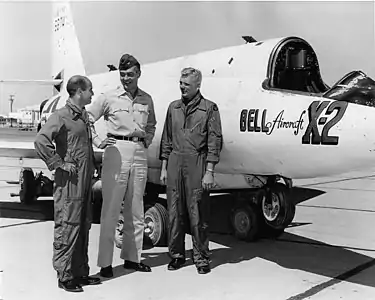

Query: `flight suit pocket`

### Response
(190, 121, 202, 133)
(189, 188, 203, 227)
(62, 197, 83, 245)
(63, 197, 83, 225)
(133, 104, 149, 127)
(188, 118, 207, 150)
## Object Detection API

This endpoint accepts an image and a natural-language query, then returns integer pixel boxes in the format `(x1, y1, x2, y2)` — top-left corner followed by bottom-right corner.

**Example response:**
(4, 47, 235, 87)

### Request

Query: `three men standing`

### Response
(34, 75, 101, 292)
(86, 54, 157, 277)
(36, 59, 221, 294)
(160, 67, 223, 274)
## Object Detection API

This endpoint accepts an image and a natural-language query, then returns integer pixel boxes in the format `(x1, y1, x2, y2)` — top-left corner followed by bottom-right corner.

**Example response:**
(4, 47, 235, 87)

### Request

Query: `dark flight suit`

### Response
(160, 91, 223, 267)
(34, 100, 95, 283)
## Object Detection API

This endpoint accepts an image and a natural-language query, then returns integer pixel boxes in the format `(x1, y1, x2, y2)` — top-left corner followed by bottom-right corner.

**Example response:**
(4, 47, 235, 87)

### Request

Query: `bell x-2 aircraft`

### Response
(2, 1, 375, 244)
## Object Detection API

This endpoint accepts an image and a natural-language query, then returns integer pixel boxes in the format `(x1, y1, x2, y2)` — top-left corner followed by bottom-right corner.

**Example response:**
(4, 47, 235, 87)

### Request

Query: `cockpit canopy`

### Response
(265, 37, 329, 94)
(264, 36, 375, 107)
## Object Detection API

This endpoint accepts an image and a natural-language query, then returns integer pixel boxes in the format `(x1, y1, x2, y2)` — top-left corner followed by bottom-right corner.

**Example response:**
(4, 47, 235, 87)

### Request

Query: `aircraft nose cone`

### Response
(324, 70, 375, 107)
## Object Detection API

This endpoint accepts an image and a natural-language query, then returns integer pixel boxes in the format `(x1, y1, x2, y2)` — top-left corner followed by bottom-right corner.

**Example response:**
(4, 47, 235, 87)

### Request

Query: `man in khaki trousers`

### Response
(87, 54, 157, 277)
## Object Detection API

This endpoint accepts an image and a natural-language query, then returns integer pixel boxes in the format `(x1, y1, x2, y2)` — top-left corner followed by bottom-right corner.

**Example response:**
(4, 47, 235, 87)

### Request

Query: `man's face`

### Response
(120, 65, 140, 92)
(180, 75, 200, 100)
(79, 80, 94, 106)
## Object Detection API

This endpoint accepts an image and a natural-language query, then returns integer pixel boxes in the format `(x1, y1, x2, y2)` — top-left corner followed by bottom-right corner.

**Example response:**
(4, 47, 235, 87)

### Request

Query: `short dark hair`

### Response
(66, 75, 90, 97)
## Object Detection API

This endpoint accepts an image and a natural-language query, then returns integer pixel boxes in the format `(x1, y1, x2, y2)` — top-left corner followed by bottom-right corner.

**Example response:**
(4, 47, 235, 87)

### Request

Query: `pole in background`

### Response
(9, 94, 14, 113)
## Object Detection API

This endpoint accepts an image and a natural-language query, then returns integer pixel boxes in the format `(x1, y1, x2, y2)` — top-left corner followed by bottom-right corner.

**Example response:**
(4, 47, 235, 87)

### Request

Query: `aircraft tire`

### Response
(231, 202, 260, 242)
(115, 198, 126, 249)
(19, 167, 37, 205)
(91, 179, 103, 224)
(260, 183, 295, 235)
(115, 202, 169, 249)
(115, 212, 124, 249)
(144, 203, 169, 246)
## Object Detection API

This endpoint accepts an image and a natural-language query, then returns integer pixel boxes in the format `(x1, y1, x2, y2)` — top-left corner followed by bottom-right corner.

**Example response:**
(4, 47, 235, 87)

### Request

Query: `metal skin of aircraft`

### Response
(3, 1, 375, 244)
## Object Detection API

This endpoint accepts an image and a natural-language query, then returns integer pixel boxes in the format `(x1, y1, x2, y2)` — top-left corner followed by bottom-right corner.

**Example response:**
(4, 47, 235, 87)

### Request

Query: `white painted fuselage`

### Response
(82, 39, 375, 187)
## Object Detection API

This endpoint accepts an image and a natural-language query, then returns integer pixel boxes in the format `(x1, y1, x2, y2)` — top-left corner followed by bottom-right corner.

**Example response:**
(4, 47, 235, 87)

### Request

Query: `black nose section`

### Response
(323, 70, 375, 107)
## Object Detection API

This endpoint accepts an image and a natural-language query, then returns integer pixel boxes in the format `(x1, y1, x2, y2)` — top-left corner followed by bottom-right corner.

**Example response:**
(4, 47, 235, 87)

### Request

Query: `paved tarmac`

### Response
(1, 156, 375, 300)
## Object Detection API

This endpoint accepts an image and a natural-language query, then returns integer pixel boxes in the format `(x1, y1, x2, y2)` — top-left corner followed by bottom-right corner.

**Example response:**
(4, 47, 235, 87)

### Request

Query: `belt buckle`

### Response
(132, 137, 139, 142)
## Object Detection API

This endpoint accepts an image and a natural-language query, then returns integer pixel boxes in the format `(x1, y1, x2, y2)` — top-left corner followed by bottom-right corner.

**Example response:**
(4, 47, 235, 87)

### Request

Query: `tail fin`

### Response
(52, 1, 85, 99)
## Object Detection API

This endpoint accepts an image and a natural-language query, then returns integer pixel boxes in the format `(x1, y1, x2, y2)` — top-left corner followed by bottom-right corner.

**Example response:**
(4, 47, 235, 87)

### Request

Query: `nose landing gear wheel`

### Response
(144, 203, 168, 247)
(115, 202, 169, 249)
(115, 213, 124, 249)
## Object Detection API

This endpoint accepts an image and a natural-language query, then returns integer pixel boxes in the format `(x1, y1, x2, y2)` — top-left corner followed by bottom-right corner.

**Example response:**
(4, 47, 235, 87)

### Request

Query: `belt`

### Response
(109, 135, 145, 142)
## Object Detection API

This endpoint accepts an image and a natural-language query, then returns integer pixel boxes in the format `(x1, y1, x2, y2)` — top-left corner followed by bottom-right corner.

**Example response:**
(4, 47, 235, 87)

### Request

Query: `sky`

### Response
(0, 1, 374, 115)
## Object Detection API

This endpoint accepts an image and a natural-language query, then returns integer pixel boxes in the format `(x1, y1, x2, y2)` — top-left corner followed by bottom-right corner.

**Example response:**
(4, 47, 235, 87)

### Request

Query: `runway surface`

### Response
(1, 129, 375, 299)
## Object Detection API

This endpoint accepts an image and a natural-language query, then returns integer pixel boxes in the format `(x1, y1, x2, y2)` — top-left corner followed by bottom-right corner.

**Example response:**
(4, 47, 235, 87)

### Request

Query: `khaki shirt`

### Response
(87, 85, 157, 148)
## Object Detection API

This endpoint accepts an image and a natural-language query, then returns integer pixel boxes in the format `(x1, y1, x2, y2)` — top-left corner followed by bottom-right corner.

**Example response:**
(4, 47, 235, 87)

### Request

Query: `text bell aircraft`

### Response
(2, 1, 375, 245)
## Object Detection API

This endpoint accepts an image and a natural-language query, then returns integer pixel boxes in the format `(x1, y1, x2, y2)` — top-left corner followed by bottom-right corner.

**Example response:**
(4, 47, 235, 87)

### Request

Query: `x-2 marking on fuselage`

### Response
(239, 100, 348, 146)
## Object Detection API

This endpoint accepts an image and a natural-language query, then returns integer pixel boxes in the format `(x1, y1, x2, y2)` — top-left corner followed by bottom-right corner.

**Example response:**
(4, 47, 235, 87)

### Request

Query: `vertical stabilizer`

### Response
(52, 1, 85, 101)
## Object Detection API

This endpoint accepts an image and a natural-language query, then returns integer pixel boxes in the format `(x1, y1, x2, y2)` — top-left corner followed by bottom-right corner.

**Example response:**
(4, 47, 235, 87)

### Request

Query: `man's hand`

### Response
(202, 171, 215, 190)
(98, 137, 117, 149)
(58, 162, 77, 176)
(160, 168, 168, 185)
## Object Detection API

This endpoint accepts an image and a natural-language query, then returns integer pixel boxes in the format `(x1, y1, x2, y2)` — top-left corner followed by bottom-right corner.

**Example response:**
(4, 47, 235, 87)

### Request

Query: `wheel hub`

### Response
(144, 217, 154, 236)
(262, 194, 280, 222)
(234, 211, 251, 234)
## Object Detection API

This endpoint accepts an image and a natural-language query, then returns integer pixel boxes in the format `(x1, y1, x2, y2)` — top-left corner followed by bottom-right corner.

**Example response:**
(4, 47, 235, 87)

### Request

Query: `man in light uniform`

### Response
(35, 75, 101, 292)
(87, 54, 156, 277)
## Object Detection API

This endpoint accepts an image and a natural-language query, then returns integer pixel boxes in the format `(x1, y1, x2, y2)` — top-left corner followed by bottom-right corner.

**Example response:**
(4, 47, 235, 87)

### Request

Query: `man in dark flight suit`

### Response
(34, 75, 101, 292)
(159, 67, 223, 274)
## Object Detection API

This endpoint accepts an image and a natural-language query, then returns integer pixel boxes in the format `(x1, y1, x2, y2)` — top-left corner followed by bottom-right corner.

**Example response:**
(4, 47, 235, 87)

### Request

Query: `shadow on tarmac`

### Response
(0, 186, 325, 222)
(0, 199, 53, 221)
(2, 186, 375, 289)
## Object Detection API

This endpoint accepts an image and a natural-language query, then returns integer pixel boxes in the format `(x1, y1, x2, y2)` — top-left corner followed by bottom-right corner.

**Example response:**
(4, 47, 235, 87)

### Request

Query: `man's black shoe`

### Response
(58, 280, 83, 292)
(77, 276, 101, 286)
(123, 261, 151, 272)
(168, 258, 186, 271)
(99, 265, 113, 278)
(197, 265, 211, 274)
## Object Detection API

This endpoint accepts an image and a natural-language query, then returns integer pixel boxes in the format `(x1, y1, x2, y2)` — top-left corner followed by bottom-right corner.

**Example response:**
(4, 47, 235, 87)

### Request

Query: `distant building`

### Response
(8, 104, 40, 128)
(0, 115, 6, 126)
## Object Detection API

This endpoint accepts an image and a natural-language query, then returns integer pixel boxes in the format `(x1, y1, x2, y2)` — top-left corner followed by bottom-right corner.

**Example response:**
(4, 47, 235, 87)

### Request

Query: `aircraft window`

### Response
(266, 38, 329, 94)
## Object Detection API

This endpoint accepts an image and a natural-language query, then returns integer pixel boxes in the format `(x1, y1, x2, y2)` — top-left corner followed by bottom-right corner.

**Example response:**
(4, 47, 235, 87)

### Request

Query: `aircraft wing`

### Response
(0, 141, 38, 159)
(0, 141, 104, 162)
(0, 79, 62, 86)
